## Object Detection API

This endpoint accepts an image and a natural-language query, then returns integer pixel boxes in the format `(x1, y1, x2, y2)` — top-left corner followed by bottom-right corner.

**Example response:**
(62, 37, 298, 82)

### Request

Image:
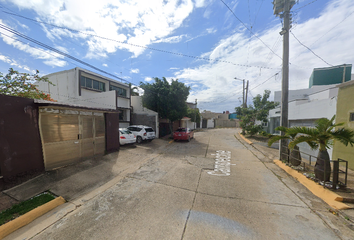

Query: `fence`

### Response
(280, 145, 348, 189)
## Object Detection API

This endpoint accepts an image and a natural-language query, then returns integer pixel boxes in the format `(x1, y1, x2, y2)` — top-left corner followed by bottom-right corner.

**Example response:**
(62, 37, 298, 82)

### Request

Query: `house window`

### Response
(80, 76, 105, 91)
(110, 85, 127, 97)
(119, 111, 124, 121)
(350, 113, 354, 122)
(262, 121, 268, 127)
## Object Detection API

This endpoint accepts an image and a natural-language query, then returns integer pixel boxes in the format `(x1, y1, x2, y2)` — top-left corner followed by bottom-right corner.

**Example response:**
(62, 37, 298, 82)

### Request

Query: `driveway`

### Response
(6, 129, 353, 239)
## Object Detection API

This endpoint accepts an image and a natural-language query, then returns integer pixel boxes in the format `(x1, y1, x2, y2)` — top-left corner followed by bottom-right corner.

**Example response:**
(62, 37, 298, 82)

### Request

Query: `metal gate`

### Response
(39, 108, 105, 170)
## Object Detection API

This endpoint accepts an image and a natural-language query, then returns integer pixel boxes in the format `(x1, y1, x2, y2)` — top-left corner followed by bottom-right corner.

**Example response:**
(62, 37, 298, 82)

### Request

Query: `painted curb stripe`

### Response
(238, 133, 253, 145)
(0, 196, 66, 239)
(273, 160, 351, 210)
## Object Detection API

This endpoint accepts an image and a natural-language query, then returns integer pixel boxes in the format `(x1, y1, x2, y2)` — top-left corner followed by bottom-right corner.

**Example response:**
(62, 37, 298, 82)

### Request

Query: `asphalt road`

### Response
(16, 129, 353, 239)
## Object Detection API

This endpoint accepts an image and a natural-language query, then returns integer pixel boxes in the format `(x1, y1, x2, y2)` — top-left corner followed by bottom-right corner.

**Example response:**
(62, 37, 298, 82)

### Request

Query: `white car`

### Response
(127, 125, 156, 144)
(119, 128, 136, 145)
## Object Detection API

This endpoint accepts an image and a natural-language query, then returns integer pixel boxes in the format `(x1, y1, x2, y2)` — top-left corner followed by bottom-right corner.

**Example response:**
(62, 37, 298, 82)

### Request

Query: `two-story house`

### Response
(37, 67, 131, 127)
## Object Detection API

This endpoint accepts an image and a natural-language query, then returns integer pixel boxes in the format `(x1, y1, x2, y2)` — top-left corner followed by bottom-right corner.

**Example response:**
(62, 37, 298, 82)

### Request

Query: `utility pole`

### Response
(273, 0, 295, 160)
(194, 99, 197, 129)
(245, 80, 249, 108)
(234, 77, 245, 108)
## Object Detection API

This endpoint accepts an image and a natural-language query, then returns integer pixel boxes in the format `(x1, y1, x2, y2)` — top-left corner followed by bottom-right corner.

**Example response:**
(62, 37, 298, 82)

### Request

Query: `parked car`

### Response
(173, 128, 194, 142)
(127, 125, 156, 143)
(119, 128, 136, 145)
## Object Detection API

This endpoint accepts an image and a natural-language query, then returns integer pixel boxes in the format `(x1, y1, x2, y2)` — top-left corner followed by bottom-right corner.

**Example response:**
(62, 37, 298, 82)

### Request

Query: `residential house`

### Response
(332, 80, 354, 170)
(268, 64, 352, 159)
(0, 94, 120, 182)
(37, 67, 131, 127)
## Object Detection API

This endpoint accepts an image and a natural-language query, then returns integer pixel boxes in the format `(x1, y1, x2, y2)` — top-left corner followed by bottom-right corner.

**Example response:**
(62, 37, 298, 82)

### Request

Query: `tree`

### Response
(129, 83, 139, 96)
(287, 116, 354, 181)
(268, 126, 301, 166)
(140, 77, 190, 135)
(236, 90, 278, 135)
(0, 68, 55, 101)
(186, 108, 200, 124)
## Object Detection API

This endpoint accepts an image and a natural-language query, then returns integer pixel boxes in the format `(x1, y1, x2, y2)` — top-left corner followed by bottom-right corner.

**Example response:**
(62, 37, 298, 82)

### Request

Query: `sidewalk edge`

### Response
(273, 160, 351, 210)
(0, 196, 65, 239)
(238, 133, 253, 145)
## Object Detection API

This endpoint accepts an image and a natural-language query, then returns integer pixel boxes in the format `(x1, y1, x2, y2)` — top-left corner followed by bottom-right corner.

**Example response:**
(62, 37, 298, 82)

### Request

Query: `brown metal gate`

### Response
(39, 108, 105, 170)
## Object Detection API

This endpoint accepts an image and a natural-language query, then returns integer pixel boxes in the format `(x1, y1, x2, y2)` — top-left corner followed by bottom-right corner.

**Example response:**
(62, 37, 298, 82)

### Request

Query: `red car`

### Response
(173, 128, 194, 142)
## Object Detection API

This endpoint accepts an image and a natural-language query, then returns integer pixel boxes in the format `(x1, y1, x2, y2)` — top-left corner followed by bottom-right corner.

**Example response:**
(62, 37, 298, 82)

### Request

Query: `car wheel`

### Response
(137, 136, 142, 144)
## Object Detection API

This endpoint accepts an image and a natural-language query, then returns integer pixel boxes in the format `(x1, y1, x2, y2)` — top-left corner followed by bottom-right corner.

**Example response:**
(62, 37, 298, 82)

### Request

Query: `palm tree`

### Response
(131, 86, 139, 96)
(287, 116, 354, 182)
(268, 126, 302, 166)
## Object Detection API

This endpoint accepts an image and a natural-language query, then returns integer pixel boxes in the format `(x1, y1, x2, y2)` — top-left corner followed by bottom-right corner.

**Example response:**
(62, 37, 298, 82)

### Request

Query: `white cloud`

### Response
(0, 54, 34, 73)
(175, 0, 354, 112)
(130, 68, 139, 74)
(145, 77, 153, 82)
(7, 0, 207, 59)
(154, 34, 187, 44)
(0, 20, 67, 67)
(102, 63, 108, 67)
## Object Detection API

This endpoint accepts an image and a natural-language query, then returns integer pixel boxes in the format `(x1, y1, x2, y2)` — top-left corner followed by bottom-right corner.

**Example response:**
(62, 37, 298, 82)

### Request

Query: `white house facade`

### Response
(269, 84, 339, 158)
(37, 67, 131, 128)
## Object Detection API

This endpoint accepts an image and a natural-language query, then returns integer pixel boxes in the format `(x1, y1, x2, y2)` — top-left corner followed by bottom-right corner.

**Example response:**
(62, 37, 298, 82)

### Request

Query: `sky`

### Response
(0, 0, 353, 112)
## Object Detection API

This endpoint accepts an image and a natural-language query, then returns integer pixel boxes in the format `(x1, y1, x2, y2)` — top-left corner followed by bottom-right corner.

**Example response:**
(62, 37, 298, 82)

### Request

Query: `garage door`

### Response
(39, 109, 105, 170)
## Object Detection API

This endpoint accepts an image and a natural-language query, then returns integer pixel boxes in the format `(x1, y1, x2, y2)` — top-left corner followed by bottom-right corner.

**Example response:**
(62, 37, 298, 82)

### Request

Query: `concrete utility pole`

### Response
(245, 80, 249, 108)
(234, 77, 245, 108)
(273, 0, 295, 160)
(194, 99, 197, 129)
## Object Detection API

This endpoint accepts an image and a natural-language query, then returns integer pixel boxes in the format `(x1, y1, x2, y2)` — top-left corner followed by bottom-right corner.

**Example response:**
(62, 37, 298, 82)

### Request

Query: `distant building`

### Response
(309, 64, 351, 88)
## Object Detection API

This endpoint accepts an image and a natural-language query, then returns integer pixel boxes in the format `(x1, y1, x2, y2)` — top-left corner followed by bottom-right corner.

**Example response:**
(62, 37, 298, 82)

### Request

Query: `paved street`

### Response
(9, 129, 354, 240)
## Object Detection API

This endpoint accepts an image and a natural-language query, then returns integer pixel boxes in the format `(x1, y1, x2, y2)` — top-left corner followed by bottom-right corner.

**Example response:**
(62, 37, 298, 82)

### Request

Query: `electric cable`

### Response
(1, 10, 276, 70)
(292, 0, 320, 12)
(219, 0, 283, 60)
(290, 31, 332, 66)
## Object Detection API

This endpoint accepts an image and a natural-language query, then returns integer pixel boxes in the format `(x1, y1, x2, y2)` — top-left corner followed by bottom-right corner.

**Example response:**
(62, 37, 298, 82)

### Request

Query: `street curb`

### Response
(0, 196, 65, 239)
(238, 133, 253, 145)
(274, 160, 351, 210)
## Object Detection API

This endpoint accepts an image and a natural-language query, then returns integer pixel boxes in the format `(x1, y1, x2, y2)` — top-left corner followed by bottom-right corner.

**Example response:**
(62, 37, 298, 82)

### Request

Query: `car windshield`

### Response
(145, 128, 154, 132)
(176, 128, 187, 132)
(120, 129, 132, 134)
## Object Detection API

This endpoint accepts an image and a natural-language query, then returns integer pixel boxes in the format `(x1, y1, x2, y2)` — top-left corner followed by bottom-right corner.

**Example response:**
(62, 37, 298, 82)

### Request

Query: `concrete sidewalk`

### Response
(2, 138, 171, 206)
(239, 133, 354, 226)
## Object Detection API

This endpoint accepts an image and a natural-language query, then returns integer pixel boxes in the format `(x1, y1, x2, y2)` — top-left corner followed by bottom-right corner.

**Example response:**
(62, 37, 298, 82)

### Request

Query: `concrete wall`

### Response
(131, 96, 159, 137)
(0, 95, 44, 180)
(131, 113, 158, 138)
(37, 68, 78, 102)
(117, 97, 130, 109)
(105, 113, 120, 153)
(333, 80, 354, 170)
(214, 119, 239, 128)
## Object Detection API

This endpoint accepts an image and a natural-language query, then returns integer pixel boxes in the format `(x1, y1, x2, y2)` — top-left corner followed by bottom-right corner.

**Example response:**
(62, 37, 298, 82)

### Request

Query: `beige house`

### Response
(333, 80, 354, 170)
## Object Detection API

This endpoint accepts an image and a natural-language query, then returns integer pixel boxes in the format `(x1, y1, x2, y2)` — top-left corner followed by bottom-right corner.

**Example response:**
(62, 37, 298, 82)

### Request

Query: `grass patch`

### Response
(0, 192, 55, 226)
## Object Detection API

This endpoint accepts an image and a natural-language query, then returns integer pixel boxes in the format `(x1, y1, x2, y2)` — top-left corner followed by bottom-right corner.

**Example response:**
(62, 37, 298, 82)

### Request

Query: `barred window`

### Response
(350, 113, 354, 122)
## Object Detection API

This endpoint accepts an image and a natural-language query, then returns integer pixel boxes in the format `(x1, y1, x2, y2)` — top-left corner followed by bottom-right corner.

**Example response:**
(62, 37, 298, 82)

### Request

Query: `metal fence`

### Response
(280, 145, 348, 189)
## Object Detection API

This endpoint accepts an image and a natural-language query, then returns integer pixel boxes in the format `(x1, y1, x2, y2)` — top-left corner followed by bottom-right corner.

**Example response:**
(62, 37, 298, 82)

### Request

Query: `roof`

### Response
(34, 99, 120, 113)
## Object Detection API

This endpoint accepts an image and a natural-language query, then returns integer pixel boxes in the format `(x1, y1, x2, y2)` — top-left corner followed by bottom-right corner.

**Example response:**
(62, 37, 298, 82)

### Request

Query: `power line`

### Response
(292, 0, 319, 12)
(1, 10, 276, 70)
(219, 0, 282, 60)
(0, 23, 133, 84)
(290, 31, 332, 66)
(250, 71, 281, 91)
